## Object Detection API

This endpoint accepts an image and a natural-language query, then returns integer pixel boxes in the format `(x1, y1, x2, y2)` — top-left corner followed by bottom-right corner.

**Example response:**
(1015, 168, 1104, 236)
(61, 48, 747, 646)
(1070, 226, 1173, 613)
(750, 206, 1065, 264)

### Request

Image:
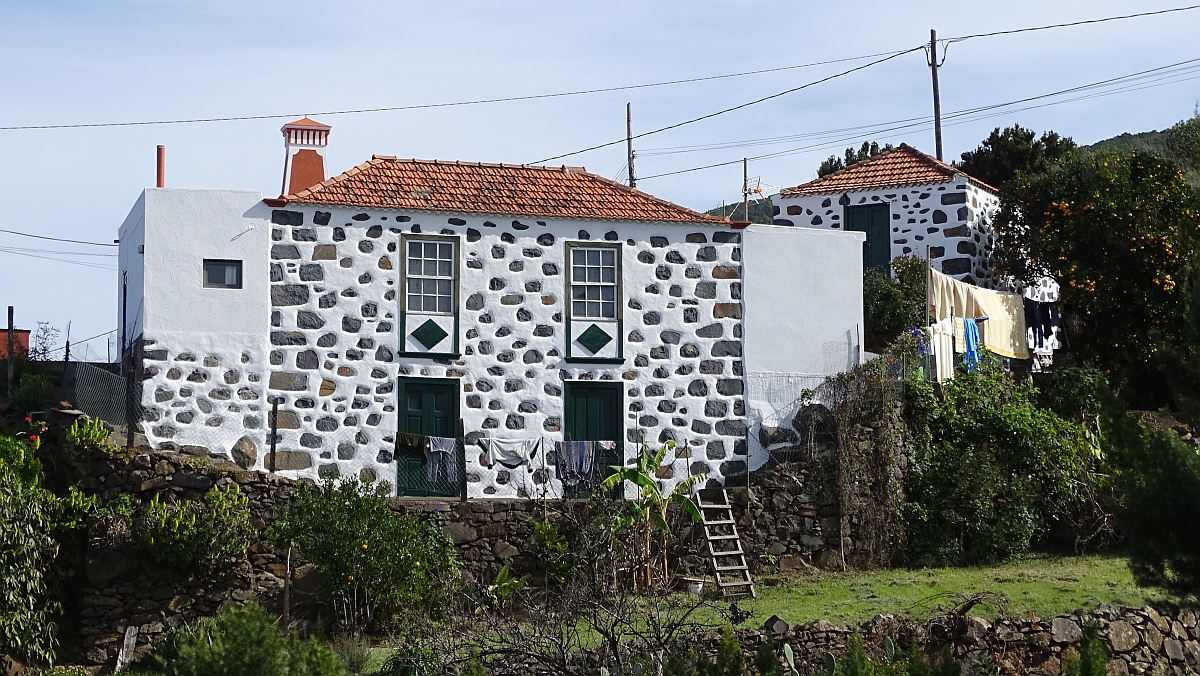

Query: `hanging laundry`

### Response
(963, 318, 982, 372)
(554, 441, 594, 486)
(396, 432, 429, 458)
(930, 318, 956, 382)
(927, 269, 1029, 359)
(481, 438, 542, 470)
(426, 436, 459, 484)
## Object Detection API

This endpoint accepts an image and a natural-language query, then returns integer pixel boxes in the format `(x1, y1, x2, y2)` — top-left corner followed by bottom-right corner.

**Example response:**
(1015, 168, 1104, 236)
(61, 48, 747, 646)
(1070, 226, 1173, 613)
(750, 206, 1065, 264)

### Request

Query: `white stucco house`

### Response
(770, 144, 1000, 286)
(117, 118, 866, 499)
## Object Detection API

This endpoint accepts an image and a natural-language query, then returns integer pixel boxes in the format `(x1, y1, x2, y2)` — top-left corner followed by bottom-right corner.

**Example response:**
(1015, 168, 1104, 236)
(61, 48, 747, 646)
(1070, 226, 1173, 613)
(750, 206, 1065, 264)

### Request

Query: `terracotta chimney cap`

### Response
(282, 116, 332, 131)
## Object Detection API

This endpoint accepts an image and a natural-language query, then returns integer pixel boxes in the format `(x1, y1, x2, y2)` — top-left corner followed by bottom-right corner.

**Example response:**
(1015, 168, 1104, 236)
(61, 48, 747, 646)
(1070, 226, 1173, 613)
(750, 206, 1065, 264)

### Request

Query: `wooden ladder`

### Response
(697, 487, 755, 598)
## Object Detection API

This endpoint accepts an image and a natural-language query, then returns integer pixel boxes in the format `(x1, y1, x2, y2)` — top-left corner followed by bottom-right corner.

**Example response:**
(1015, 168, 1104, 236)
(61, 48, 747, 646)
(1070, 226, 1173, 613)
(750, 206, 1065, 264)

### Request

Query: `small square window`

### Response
(203, 260, 242, 289)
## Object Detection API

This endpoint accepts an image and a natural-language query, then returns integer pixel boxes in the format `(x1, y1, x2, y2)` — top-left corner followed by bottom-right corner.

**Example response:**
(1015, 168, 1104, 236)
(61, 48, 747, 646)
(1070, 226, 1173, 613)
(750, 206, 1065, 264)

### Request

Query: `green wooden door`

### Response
(844, 204, 891, 271)
(396, 378, 460, 497)
(563, 382, 622, 497)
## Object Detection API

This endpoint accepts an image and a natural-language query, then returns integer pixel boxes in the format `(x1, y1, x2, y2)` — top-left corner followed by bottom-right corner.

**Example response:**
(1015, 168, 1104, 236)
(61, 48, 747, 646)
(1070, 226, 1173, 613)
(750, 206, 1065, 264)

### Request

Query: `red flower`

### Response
(24, 417, 31, 423)
(997, 498, 1007, 504)
(29, 435, 38, 442)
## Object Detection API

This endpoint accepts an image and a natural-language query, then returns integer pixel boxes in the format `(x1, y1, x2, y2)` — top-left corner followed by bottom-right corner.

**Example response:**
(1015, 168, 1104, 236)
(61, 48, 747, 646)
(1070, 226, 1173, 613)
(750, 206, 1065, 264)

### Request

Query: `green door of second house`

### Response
(844, 203, 891, 271)
(396, 378, 460, 497)
(563, 382, 623, 497)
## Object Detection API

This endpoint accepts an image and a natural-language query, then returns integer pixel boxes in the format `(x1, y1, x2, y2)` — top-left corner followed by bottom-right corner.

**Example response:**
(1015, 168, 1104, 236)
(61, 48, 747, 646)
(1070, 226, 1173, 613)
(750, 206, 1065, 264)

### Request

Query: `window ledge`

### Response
(564, 357, 625, 364)
(397, 352, 462, 360)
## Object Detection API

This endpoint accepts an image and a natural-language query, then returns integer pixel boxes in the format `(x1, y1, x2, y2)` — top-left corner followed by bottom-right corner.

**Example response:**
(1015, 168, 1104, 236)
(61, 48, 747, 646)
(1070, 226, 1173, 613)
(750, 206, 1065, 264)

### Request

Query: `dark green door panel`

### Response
(844, 203, 891, 270)
(396, 378, 460, 497)
(563, 382, 623, 498)
(563, 382, 621, 442)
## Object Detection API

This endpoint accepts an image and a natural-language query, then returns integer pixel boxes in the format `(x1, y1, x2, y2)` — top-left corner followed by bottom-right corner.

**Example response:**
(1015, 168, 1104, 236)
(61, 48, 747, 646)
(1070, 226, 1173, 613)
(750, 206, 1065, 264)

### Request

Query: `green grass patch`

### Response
(721, 555, 1164, 627)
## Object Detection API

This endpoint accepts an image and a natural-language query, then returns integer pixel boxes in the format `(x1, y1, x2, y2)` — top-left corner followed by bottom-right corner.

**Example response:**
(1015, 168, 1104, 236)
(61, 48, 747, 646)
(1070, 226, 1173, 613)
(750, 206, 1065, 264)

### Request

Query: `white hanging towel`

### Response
(930, 318, 956, 383)
(481, 438, 542, 469)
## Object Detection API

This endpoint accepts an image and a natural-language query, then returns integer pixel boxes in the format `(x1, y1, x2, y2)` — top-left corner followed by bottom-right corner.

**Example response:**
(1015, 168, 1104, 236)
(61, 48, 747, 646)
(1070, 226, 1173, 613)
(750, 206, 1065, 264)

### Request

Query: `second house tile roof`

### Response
(778, 144, 995, 197)
(288, 157, 728, 224)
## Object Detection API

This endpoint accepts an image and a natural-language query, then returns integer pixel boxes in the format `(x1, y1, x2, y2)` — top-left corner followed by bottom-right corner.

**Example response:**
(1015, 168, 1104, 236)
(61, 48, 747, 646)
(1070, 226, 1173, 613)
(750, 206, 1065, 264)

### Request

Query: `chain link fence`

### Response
(62, 362, 143, 431)
(395, 438, 467, 498)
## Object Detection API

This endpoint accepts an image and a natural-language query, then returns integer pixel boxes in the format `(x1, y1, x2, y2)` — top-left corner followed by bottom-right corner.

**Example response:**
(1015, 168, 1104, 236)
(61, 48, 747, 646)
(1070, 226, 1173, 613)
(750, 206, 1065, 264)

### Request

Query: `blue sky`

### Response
(1, 0, 1197, 358)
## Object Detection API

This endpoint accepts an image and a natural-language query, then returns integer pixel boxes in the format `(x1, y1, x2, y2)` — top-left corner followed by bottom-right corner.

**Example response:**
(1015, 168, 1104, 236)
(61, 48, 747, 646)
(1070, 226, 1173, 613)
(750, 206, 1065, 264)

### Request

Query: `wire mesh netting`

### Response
(395, 438, 466, 498)
(62, 362, 143, 429)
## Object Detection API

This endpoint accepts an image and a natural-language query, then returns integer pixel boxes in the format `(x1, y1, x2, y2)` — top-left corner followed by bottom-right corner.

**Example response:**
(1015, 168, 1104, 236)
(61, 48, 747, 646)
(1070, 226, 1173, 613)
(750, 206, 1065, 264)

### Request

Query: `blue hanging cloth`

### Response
(963, 318, 982, 372)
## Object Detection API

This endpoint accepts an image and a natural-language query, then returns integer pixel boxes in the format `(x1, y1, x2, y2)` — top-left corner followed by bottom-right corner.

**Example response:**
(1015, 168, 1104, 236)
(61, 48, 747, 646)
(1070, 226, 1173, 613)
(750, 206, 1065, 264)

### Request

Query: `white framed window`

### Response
(571, 247, 617, 319)
(203, 259, 242, 289)
(406, 239, 455, 314)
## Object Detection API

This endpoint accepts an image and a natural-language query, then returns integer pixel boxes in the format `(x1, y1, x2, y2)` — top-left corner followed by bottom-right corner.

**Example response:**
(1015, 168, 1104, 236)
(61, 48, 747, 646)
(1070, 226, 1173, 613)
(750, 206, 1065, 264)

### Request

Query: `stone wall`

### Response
(718, 605, 1200, 676)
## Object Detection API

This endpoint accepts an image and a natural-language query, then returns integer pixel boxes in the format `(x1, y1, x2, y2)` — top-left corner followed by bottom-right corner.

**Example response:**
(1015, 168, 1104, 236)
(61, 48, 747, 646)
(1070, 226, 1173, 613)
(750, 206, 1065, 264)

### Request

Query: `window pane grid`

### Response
(570, 247, 617, 319)
(406, 240, 455, 315)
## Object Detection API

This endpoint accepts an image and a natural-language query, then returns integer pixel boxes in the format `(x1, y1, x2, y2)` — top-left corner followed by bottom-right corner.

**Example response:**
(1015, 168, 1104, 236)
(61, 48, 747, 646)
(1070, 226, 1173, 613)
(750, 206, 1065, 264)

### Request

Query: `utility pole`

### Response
(929, 29, 944, 161)
(64, 321, 71, 362)
(6, 306, 14, 397)
(626, 103, 636, 188)
(742, 158, 750, 222)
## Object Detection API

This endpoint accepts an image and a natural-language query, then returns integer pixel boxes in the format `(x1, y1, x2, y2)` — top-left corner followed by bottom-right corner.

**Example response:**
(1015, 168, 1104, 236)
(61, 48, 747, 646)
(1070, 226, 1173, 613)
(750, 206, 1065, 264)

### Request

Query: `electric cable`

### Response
(0, 49, 918, 132)
(0, 228, 118, 246)
(943, 4, 1200, 43)
(635, 57, 1200, 181)
(530, 48, 924, 164)
(46, 329, 117, 355)
(0, 248, 117, 270)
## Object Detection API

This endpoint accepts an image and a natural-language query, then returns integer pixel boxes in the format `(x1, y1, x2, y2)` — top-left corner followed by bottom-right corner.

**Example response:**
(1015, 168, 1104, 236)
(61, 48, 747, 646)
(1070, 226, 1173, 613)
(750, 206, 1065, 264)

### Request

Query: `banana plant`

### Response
(600, 441, 706, 589)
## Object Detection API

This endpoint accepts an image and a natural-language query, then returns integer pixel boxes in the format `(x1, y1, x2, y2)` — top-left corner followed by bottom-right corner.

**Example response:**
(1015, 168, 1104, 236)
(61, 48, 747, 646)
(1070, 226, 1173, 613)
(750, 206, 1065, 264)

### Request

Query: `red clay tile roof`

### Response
(288, 157, 728, 224)
(778, 144, 996, 197)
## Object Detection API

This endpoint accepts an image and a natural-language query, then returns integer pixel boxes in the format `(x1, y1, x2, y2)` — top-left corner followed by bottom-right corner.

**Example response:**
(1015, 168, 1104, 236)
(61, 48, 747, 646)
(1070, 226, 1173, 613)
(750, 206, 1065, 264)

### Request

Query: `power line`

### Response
(636, 57, 1200, 181)
(636, 58, 1200, 160)
(0, 248, 117, 270)
(0, 50, 915, 132)
(0, 228, 118, 246)
(47, 329, 116, 355)
(944, 4, 1200, 43)
(531, 48, 924, 164)
(0, 245, 118, 257)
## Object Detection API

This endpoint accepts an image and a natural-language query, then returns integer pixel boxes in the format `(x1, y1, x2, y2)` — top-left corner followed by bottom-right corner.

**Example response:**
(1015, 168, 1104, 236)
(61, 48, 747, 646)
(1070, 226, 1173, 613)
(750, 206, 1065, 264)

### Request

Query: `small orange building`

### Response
(0, 329, 31, 360)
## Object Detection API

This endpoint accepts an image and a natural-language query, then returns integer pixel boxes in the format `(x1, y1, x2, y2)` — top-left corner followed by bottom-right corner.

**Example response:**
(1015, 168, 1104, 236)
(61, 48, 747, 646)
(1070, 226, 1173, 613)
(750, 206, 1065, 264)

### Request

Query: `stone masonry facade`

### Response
(771, 180, 1000, 287)
(138, 206, 750, 496)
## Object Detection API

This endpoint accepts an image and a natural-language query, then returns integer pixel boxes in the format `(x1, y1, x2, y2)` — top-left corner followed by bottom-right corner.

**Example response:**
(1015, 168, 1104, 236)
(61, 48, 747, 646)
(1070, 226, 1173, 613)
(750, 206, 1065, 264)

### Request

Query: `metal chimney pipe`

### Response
(156, 145, 165, 188)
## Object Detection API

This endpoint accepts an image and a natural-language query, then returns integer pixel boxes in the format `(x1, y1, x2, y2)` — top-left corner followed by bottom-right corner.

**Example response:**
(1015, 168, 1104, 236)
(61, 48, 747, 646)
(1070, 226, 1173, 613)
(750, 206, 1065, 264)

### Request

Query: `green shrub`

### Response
(1113, 423, 1200, 596)
(138, 602, 343, 676)
(134, 484, 253, 572)
(11, 373, 53, 413)
(0, 429, 95, 664)
(902, 362, 1091, 566)
(379, 643, 441, 676)
(330, 634, 371, 675)
(1063, 624, 1108, 676)
(754, 636, 780, 676)
(65, 417, 113, 450)
(0, 462, 60, 664)
(863, 255, 926, 349)
(267, 479, 460, 634)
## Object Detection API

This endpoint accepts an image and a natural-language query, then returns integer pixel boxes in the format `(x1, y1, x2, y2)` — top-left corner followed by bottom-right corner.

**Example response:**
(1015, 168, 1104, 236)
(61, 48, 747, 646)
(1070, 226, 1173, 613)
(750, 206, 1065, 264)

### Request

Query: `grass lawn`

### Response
(725, 554, 1164, 628)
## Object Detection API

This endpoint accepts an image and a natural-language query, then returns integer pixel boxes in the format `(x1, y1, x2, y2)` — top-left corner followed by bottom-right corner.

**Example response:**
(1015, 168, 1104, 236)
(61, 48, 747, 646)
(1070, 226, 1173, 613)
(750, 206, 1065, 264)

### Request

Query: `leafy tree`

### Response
(266, 478, 459, 634)
(958, 125, 1077, 188)
(903, 363, 1091, 566)
(863, 255, 927, 351)
(994, 150, 1200, 398)
(818, 142, 895, 178)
